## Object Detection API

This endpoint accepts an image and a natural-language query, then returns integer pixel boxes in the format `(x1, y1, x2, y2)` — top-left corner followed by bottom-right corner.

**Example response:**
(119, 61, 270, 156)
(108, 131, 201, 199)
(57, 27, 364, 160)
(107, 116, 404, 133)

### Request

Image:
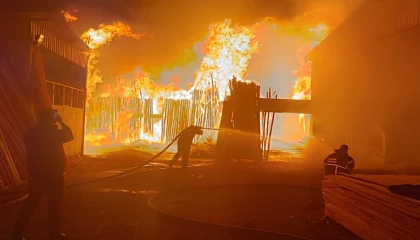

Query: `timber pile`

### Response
(261, 88, 277, 160)
(189, 88, 219, 142)
(216, 100, 233, 159)
(143, 98, 154, 136)
(161, 99, 190, 144)
(85, 98, 105, 134)
(221, 77, 261, 161)
(323, 174, 420, 240)
(86, 96, 144, 143)
(128, 98, 141, 141)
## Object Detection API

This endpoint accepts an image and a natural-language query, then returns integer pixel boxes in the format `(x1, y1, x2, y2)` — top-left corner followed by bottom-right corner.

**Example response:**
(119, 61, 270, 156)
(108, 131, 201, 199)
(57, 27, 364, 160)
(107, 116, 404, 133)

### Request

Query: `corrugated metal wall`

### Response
(316, 0, 420, 54)
(0, 14, 87, 158)
(30, 21, 89, 68)
(311, 0, 420, 164)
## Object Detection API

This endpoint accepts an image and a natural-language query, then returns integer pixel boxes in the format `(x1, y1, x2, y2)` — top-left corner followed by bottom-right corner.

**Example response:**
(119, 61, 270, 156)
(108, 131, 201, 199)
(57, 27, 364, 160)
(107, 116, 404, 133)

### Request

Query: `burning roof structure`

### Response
(80, 18, 328, 154)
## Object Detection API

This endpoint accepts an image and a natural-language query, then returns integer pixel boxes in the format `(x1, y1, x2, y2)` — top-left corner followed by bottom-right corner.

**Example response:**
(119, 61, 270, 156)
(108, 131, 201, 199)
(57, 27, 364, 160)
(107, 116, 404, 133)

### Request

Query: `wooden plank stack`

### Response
(161, 99, 191, 144)
(323, 174, 420, 240)
(261, 88, 277, 160)
(85, 96, 144, 143)
(216, 100, 233, 159)
(189, 88, 220, 143)
(143, 98, 154, 136)
(216, 77, 261, 161)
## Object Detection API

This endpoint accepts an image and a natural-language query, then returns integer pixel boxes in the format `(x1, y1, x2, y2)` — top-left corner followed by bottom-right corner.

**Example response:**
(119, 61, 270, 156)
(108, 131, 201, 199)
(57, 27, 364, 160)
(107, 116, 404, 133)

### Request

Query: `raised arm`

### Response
(57, 122, 74, 143)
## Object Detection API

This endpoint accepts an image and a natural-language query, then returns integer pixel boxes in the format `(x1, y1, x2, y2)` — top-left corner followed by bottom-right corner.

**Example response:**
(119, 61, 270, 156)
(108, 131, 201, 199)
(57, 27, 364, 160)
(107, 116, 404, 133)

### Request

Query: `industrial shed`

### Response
(309, 0, 420, 164)
(0, 12, 89, 157)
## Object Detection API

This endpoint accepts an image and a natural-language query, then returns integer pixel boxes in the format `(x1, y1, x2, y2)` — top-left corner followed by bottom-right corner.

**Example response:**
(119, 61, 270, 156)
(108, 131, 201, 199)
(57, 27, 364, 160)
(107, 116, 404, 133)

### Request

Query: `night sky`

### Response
(3, 0, 365, 78)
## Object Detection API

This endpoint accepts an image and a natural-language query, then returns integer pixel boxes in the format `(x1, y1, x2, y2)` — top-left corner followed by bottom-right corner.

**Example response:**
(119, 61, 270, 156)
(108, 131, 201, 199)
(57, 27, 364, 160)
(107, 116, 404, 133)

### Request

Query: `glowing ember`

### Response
(61, 11, 78, 22)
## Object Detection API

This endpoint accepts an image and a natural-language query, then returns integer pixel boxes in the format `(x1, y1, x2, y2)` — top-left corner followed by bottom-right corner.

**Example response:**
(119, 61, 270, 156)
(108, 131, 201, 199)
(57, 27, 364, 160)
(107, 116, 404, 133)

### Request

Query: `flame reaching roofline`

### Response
(81, 18, 329, 153)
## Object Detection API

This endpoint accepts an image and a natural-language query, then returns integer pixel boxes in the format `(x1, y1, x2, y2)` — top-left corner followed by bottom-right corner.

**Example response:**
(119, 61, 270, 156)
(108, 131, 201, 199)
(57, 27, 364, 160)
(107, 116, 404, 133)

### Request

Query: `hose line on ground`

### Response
(1, 127, 315, 240)
(0, 126, 220, 207)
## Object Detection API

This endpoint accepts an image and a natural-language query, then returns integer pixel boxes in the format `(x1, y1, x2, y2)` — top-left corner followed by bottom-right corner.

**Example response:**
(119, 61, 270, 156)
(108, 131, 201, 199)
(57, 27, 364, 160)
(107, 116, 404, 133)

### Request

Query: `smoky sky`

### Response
(7, 0, 365, 78)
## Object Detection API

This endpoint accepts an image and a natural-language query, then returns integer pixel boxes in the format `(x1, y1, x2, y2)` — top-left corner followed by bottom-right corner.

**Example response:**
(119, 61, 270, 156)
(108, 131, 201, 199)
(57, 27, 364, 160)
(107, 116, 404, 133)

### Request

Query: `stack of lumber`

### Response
(189, 88, 219, 143)
(161, 99, 191, 144)
(218, 77, 261, 161)
(216, 100, 233, 159)
(143, 98, 154, 136)
(128, 98, 141, 141)
(323, 174, 420, 240)
(86, 96, 143, 142)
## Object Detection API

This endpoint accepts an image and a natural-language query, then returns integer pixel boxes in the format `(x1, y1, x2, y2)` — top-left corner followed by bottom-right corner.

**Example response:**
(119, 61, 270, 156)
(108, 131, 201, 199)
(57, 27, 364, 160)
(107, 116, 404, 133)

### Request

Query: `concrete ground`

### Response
(0, 151, 360, 240)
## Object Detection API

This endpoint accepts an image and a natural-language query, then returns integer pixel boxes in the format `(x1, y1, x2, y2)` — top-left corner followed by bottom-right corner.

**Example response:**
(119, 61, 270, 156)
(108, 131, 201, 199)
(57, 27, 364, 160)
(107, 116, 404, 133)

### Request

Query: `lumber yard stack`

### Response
(217, 77, 261, 161)
(323, 174, 420, 240)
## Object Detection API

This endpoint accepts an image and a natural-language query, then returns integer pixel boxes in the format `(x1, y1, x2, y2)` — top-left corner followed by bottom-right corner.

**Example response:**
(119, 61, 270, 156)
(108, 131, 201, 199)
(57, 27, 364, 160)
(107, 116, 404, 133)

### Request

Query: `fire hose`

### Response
(0, 126, 220, 207)
(0, 126, 314, 240)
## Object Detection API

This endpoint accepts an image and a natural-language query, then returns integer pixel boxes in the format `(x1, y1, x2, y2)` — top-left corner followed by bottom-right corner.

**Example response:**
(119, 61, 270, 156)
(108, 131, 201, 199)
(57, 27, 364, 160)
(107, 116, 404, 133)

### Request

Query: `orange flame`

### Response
(81, 21, 145, 50)
(83, 19, 330, 153)
(62, 11, 78, 22)
(82, 22, 147, 100)
(192, 19, 259, 100)
(292, 23, 329, 136)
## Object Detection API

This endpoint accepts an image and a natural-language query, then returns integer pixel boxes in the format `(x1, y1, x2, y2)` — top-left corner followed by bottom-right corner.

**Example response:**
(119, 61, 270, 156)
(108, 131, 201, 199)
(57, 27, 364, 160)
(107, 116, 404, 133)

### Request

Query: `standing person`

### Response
(169, 125, 203, 168)
(11, 108, 74, 240)
(324, 144, 355, 175)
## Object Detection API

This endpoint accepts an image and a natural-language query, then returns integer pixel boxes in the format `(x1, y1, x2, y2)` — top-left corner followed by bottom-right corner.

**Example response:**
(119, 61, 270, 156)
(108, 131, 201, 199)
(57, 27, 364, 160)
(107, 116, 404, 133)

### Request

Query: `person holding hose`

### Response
(11, 108, 74, 240)
(169, 125, 203, 168)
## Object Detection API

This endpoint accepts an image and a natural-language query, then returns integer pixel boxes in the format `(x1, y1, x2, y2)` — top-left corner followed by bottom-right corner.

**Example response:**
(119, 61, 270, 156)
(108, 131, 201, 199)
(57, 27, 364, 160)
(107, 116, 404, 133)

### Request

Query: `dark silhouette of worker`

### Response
(11, 108, 74, 240)
(169, 125, 203, 168)
(324, 144, 355, 175)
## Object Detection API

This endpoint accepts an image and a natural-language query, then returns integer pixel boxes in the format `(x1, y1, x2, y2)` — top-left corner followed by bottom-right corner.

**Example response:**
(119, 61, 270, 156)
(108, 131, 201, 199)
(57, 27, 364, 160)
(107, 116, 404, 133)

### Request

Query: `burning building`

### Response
(310, 0, 420, 164)
(83, 18, 328, 154)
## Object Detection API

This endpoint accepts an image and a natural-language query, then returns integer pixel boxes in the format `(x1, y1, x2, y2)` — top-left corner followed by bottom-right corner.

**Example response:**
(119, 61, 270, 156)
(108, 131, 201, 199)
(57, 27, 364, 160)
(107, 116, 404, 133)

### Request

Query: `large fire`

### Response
(80, 18, 329, 154)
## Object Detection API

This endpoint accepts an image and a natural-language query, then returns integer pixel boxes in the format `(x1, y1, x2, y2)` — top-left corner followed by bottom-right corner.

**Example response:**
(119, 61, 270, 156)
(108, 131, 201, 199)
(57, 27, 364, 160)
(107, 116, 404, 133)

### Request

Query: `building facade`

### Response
(310, 0, 420, 164)
(0, 12, 89, 157)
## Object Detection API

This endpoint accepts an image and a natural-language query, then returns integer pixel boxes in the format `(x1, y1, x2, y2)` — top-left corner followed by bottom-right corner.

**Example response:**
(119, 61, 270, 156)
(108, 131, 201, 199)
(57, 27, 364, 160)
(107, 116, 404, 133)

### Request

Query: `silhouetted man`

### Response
(12, 108, 74, 240)
(324, 144, 355, 175)
(169, 125, 203, 168)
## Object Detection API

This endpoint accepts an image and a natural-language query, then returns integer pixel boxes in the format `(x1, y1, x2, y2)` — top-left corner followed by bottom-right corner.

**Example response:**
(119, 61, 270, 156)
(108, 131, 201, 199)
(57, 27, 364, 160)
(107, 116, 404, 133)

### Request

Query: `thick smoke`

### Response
(70, 0, 365, 76)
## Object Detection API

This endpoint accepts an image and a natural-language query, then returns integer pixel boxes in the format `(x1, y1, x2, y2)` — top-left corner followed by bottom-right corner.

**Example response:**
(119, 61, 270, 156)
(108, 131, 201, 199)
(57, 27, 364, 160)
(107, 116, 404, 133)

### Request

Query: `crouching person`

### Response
(324, 144, 355, 175)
